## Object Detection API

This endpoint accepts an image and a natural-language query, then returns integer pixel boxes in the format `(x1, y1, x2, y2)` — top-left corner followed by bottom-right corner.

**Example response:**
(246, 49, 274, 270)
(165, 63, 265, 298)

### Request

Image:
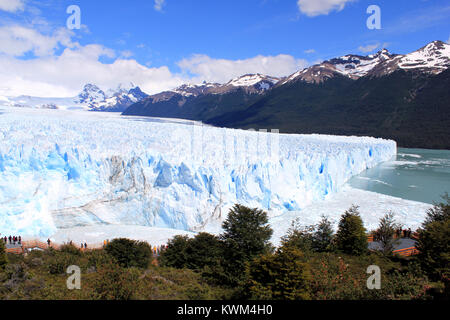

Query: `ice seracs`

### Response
(0, 107, 397, 238)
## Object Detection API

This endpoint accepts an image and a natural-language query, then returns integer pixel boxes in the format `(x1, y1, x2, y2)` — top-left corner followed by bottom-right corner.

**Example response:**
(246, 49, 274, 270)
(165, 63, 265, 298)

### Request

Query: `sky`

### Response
(0, 0, 449, 97)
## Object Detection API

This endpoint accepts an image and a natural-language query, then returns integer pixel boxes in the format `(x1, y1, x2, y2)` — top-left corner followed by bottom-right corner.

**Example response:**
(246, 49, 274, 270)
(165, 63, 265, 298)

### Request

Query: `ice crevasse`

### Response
(0, 109, 397, 237)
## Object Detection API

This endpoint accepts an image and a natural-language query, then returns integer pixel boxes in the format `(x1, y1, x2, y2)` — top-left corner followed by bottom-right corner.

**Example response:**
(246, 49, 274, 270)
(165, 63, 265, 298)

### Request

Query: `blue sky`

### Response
(0, 0, 449, 96)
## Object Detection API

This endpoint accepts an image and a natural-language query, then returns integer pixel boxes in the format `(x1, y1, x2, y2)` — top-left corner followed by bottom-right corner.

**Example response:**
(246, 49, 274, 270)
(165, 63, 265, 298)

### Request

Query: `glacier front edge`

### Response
(0, 108, 397, 237)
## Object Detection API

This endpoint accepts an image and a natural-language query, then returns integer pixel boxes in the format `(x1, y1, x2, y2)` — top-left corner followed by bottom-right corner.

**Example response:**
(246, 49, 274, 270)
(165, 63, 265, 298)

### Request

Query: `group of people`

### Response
(152, 245, 167, 256)
(4, 235, 169, 255)
(396, 228, 413, 239)
(66, 240, 88, 249)
(3, 235, 22, 245)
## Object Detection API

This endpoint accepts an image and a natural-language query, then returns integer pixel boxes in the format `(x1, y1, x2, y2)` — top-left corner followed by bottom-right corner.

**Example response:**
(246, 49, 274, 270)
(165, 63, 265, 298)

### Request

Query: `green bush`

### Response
(247, 247, 311, 300)
(417, 195, 450, 282)
(281, 216, 335, 254)
(48, 252, 79, 275)
(59, 244, 82, 256)
(185, 233, 224, 271)
(280, 223, 315, 253)
(91, 262, 139, 300)
(0, 240, 7, 270)
(159, 235, 191, 269)
(105, 238, 152, 269)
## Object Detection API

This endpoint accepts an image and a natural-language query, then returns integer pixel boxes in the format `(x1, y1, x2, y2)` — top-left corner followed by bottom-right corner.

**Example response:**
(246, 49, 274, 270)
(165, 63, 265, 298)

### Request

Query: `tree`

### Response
(221, 204, 273, 261)
(105, 238, 152, 269)
(281, 217, 334, 254)
(160, 233, 224, 272)
(335, 205, 368, 256)
(423, 193, 450, 227)
(247, 247, 311, 300)
(312, 216, 335, 252)
(280, 220, 315, 253)
(185, 233, 224, 271)
(416, 195, 450, 281)
(159, 235, 190, 269)
(0, 240, 7, 270)
(217, 205, 273, 288)
(374, 212, 401, 255)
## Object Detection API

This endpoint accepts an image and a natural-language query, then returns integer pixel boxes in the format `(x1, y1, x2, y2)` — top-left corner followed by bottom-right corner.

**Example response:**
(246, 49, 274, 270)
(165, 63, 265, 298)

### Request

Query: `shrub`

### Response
(59, 243, 83, 256)
(422, 193, 450, 227)
(159, 235, 191, 269)
(105, 238, 152, 269)
(185, 233, 224, 271)
(0, 240, 7, 270)
(247, 247, 311, 300)
(280, 222, 315, 253)
(416, 195, 450, 281)
(91, 262, 139, 300)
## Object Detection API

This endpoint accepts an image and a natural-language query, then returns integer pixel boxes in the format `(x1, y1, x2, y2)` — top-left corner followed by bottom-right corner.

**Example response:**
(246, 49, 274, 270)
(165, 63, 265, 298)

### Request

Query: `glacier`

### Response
(0, 107, 397, 238)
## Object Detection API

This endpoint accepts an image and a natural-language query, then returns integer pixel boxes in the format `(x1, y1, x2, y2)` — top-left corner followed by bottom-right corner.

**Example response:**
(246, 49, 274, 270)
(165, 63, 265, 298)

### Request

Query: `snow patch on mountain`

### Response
(227, 74, 279, 88)
(0, 84, 148, 112)
(283, 40, 450, 84)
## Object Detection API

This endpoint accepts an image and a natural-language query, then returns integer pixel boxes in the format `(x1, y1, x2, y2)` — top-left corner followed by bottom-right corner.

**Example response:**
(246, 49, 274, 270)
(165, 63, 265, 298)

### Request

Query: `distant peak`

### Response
(83, 83, 101, 91)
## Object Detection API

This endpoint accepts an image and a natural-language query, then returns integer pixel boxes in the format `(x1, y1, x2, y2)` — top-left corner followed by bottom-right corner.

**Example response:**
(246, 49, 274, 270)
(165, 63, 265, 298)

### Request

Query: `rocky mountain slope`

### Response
(123, 41, 450, 149)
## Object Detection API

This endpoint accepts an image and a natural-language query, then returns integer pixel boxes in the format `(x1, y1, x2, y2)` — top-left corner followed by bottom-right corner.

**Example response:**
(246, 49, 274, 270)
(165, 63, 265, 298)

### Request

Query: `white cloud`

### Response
(0, 0, 24, 13)
(0, 25, 309, 98)
(304, 49, 316, 54)
(297, 0, 355, 17)
(447, 35, 450, 44)
(177, 54, 308, 84)
(358, 43, 380, 53)
(0, 46, 185, 97)
(154, 0, 165, 12)
(0, 26, 184, 97)
(0, 25, 75, 57)
(120, 50, 134, 58)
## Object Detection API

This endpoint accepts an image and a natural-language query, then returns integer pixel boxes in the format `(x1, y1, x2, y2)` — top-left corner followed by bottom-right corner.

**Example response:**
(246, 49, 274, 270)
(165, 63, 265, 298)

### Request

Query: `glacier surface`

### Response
(0, 107, 397, 238)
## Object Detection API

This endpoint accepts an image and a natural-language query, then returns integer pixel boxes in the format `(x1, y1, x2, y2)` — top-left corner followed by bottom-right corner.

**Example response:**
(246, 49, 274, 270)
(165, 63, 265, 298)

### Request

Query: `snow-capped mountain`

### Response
(0, 84, 148, 112)
(122, 74, 281, 119)
(75, 84, 106, 106)
(142, 74, 280, 105)
(173, 74, 280, 97)
(283, 40, 450, 84)
(89, 83, 149, 112)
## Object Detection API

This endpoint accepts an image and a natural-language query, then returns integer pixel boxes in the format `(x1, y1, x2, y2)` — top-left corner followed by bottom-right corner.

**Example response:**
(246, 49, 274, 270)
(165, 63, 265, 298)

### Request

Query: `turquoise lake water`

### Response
(348, 148, 450, 204)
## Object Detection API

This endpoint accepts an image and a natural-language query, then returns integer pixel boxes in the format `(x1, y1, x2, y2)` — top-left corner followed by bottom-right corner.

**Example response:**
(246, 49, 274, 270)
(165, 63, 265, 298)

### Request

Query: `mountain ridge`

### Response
(123, 40, 450, 149)
(1, 83, 149, 112)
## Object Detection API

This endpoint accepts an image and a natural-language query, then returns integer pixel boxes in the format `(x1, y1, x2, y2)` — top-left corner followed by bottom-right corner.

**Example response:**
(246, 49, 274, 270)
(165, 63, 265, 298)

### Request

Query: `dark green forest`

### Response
(124, 69, 450, 149)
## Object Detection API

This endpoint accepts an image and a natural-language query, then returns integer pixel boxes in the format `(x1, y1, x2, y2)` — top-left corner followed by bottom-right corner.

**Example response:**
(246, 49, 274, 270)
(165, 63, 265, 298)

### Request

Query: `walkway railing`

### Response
(393, 247, 419, 257)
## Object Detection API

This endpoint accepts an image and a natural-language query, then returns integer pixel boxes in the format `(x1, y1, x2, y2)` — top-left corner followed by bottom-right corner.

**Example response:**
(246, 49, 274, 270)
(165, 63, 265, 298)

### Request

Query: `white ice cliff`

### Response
(0, 108, 397, 237)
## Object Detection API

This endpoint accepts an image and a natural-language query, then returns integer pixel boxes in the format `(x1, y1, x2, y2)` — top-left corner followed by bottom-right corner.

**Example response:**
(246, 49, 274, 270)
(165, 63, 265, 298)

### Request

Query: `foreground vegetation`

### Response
(1, 197, 448, 300)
